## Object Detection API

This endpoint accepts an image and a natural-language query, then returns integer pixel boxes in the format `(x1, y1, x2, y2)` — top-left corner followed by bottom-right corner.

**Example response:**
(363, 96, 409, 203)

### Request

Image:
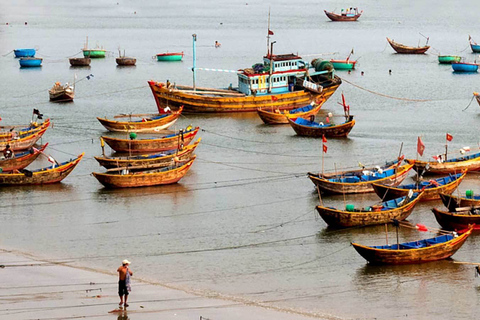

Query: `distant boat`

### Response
(287, 116, 355, 138)
(386, 37, 430, 54)
(69, 57, 91, 67)
(469, 35, 480, 53)
(116, 50, 136, 66)
(14, 48, 36, 58)
(452, 62, 479, 72)
(82, 36, 106, 58)
(49, 82, 74, 102)
(330, 59, 356, 70)
(156, 52, 184, 61)
(438, 55, 461, 64)
(19, 57, 42, 68)
(256, 99, 325, 125)
(324, 8, 362, 21)
(405, 151, 480, 175)
(352, 227, 473, 265)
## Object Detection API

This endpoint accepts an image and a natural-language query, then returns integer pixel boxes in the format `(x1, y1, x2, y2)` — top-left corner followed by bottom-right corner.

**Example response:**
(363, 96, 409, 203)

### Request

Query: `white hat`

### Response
(122, 259, 131, 265)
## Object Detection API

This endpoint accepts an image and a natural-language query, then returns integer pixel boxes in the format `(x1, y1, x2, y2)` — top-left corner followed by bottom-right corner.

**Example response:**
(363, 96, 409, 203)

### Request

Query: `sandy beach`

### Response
(0, 249, 339, 320)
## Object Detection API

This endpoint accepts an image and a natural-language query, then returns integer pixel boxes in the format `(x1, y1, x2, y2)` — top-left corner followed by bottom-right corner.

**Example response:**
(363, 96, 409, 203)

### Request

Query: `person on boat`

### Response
(3, 144, 13, 159)
(117, 260, 133, 308)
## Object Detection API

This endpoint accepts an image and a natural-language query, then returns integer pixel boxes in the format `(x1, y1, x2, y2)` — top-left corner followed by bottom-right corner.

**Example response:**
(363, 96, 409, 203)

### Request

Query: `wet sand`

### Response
(0, 249, 340, 320)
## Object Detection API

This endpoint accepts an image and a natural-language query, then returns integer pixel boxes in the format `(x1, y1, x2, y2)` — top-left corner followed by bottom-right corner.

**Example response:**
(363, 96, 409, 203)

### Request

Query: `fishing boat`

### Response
(156, 52, 184, 61)
(324, 8, 362, 21)
(309, 156, 404, 180)
(97, 107, 183, 133)
(19, 57, 42, 68)
(92, 156, 196, 188)
(116, 50, 136, 66)
(148, 35, 341, 114)
(82, 37, 106, 58)
(287, 116, 355, 138)
(372, 171, 466, 201)
(257, 99, 324, 125)
(439, 191, 480, 212)
(330, 59, 357, 70)
(386, 37, 430, 54)
(49, 82, 74, 102)
(0, 153, 84, 185)
(0, 119, 50, 141)
(14, 48, 36, 58)
(452, 62, 479, 72)
(69, 57, 91, 67)
(94, 138, 200, 169)
(101, 126, 199, 153)
(469, 36, 480, 53)
(405, 151, 480, 175)
(0, 144, 48, 173)
(351, 227, 473, 265)
(0, 127, 48, 151)
(317, 192, 423, 228)
(438, 55, 461, 64)
(432, 208, 480, 230)
(310, 163, 414, 194)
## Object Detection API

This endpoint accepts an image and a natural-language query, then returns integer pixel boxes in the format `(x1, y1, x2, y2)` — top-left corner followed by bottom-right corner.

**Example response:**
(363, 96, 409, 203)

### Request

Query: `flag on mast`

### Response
(417, 136, 425, 156)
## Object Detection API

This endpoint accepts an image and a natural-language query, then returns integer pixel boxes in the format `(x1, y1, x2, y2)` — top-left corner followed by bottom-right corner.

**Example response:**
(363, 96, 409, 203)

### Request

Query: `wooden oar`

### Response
(454, 261, 480, 265)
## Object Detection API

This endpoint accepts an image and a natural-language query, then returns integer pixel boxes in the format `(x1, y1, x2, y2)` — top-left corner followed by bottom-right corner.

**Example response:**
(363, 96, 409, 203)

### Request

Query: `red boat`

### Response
(324, 8, 362, 21)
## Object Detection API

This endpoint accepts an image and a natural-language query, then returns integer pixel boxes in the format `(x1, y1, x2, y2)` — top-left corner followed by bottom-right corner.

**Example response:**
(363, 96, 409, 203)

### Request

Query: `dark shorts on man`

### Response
(118, 280, 129, 296)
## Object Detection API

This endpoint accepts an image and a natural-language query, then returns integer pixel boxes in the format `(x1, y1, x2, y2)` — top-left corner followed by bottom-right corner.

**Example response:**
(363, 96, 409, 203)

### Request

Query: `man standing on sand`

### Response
(117, 259, 133, 307)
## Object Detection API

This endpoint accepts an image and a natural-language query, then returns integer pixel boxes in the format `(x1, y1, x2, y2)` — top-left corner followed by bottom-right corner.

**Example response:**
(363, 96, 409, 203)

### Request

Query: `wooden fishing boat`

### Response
(14, 48, 36, 58)
(0, 127, 48, 151)
(317, 192, 423, 228)
(405, 151, 480, 175)
(309, 157, 404, 180)
(351, 227, 473, 265)
(92, 156, 196, 188)
(94, 138, 200, 169)
(0, 153, 83, 185)
(439, 191, 480, 212)
(287, 116, 355, 137)
(386, 37, 430, 54)
(372, 171, 466, 201)
(330, 59, 357, 70)
(0, 119, 50, 141)
(101, 126, 199, 153)
(69, 57, 91, 67)
(49, 82, 74, 102)
(19, 57, 42, 67)
(97, 107, 183, 133)
(324, 8, 362, 21)
(452, 62, 478, 72)
(148, 35, 341, 113)
(310, 163, 414, 194)
(438, 55, 461, 64)
(0, 144, 48, 172)
(156, 52, 184, 61)
(257, 99, 325, 125)
(116, 57, 136, 66)
(432, 208, 480, 230)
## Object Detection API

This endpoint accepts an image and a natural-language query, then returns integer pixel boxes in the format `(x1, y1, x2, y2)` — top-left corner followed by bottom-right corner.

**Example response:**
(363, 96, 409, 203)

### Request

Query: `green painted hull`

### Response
(438, 55, 461, 64)
(83, 50, 106, 58)
(331, 62, 354, 70)
(156, 55, 183, 61)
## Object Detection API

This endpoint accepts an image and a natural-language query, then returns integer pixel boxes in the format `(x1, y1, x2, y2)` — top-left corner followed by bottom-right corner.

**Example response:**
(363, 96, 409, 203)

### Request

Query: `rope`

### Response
(67, 50, 83, 58)
(459, 45, 470, 53)
(340, 77, 432, 102)
(462, 94, 476, 111)
(2, 50, 14, 57)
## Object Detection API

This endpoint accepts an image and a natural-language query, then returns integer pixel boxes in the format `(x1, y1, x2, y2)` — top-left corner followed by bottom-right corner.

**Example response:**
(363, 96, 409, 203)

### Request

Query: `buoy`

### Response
(346, 204, 355, 212)
(466, 190, 474, 198)
(129, 132, 137, 140)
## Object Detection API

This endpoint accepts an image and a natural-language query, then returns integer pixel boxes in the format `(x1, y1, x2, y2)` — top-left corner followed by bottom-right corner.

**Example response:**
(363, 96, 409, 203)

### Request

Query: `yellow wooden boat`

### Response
(257, 98, 325, 125)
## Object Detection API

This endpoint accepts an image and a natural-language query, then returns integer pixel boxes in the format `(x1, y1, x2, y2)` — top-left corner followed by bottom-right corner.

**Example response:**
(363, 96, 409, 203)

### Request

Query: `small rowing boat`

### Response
(405, 151, 480, 175)
(14, 48, 36, 58)
(19, 57, 42, 68)
(156, 52, 184, 61)
(0, 127, 49, 151)
(439, 191, 480, 212)
(452, 62, 479, 72)
(257, 99, 325, 125)
(69, 57, 91, 67)
(288, 116, 355, 138)
(432, 207, 480, 230)
(438, 55, 461, 64)
(0, 144, 48, 172)
(49, 82, 74, 102)
(324, 8, 362, 21)
(386, 37, 430, 54)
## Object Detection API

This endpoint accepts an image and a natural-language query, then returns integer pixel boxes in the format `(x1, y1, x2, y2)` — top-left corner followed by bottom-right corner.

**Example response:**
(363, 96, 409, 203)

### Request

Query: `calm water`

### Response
(2, 1, 480, 319)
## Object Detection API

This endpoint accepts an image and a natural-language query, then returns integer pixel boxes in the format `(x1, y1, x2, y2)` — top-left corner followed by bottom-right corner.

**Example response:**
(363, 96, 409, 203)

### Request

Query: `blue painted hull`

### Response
(19, 58, 43, 68)
(471, 44, 480, 53)
(14, 48, 36, 58)
(452, 63, 478, 72)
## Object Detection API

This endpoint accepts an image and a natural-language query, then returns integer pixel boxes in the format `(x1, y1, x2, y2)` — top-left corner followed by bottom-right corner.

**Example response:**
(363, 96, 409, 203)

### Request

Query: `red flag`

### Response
(416, 224, 428, 232)
(322, 135, 327, 143)
(446, 133, 453, 142)
(417, 136, 425, 156)
(271, 96, 278, 101)
(268, 29, 274, 35)
(323, 144, 328, 153)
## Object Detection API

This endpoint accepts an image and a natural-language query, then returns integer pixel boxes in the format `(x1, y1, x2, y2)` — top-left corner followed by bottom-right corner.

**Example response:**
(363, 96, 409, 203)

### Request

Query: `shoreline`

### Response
(0, 248, 343, 320)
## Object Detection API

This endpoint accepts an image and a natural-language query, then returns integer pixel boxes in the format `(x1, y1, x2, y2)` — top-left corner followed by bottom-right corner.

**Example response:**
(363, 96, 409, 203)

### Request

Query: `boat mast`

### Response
(192, 34, 197, 91)
(266, 7, 271, 56)
(269, 41, 275, 93)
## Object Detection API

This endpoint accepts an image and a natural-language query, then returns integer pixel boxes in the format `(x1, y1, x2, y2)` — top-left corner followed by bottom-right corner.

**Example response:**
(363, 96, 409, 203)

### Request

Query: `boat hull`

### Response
(330, 60, 356, 70)
(452, 62, 478, 72)
(0, 127, 48, 151)
(102, 127, 199, 153)
(324, 10, 361, 21)
(92, 157, 195, 188)
(148, 78, 341, 113)
(352, 229, 472, 265)
(83, 50, 106, 58)
(257, 100, 324, 125)
(386, 37, 430, 54)
(432, 208, 480, 230)
(405, 156, 480, 175)
(116, 57, 136, 66)
(288, 118, 355, 137)
(19, 58, 42, 67)
(438, 55, 461, 64)
(156, 53, 184, 61)
(439, 192, 480, 212)
(69, 57, 91, 66)
(471, 43, 480, 53)
(0, 144, 47, 172)
(14, 49, 36, 58)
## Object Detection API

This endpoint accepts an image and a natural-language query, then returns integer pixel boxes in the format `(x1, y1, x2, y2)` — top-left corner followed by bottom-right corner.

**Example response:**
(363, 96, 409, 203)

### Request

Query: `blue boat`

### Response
(452, 62, 478, 72)
(14, 48, 36, 58)
(19, 57, 43, 68)
(471, 44, 480, 53)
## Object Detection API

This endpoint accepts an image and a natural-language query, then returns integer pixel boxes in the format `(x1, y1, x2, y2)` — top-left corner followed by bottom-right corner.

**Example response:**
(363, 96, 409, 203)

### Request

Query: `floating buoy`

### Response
(466, 190, 474, 198)
(129, 132, 137, 140)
